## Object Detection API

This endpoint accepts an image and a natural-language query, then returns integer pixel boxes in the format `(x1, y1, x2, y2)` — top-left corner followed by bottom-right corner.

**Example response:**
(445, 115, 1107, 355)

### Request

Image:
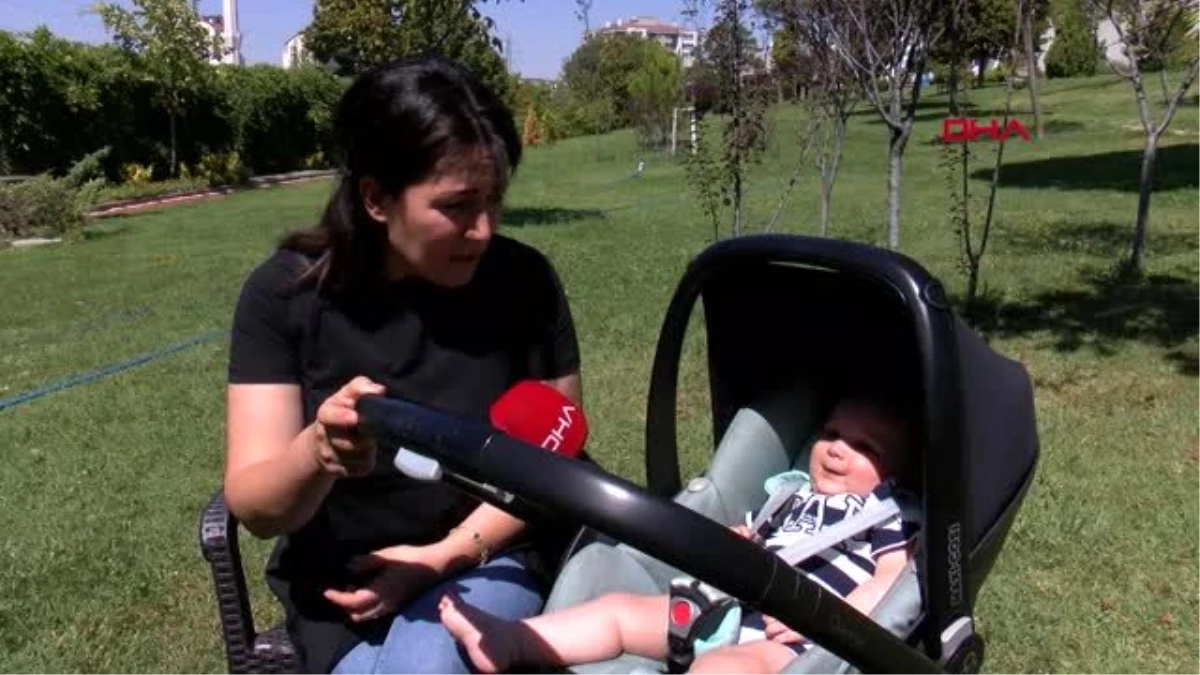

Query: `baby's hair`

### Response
(829, 389, 921, 488)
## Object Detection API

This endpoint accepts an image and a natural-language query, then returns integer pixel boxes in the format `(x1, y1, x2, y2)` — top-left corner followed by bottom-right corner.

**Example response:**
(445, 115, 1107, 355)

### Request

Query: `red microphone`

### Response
(489, 380, 588, 458)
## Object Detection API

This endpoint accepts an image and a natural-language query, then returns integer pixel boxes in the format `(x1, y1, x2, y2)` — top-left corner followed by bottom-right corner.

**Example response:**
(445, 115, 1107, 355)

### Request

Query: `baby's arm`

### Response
(729, 523, 755, 539)
(840, 543, 914, 618)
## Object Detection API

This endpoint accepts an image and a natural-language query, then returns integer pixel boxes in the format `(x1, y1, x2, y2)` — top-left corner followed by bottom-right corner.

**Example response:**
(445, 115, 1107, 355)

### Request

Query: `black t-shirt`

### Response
(227, 234, 581, 672)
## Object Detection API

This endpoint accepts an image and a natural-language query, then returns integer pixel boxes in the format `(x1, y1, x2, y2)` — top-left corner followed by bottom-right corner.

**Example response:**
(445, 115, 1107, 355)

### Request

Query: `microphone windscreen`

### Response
(489, 380, 588, 458)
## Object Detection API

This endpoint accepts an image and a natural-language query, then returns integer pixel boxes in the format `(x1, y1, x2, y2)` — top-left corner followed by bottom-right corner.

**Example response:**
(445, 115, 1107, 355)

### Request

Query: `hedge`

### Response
(0, 28, 346, 181)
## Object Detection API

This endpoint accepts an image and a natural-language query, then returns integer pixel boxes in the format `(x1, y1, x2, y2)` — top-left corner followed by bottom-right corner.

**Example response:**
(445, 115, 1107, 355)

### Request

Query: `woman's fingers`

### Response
(313, 376, 385, 478)
(340, 376, 386, 402)
(324, 588, 373, 610)
(318, 405, 359, 429)
(325, 584, 393, 623)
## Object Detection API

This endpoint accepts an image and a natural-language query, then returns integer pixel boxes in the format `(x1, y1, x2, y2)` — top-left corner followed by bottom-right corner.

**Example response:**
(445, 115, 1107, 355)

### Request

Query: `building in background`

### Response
(281, 30, 310, 69)
(195, 0, 242, 65)
(591, 16, 700, 68)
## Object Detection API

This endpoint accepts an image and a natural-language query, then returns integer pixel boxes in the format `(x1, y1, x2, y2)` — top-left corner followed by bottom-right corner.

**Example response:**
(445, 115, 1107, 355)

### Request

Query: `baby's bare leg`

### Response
(440, 591, 670, 673)
(688, 639, 802, 674)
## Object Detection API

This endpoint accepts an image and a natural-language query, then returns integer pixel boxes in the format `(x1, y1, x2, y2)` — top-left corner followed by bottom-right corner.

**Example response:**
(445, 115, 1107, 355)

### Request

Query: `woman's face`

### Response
(363, 149, 504, 288)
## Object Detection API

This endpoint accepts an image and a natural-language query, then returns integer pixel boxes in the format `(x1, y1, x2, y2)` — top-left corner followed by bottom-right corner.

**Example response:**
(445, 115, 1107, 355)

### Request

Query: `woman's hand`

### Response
(313, 376, 386, 478)
(762, 615, 804, 645)
(323, 544, 447, 623)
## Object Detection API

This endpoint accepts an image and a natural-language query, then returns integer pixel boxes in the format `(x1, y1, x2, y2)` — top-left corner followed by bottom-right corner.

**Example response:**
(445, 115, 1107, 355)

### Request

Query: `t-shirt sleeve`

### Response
(227, 255, 303, 384)
(869, 514, 920, 560)
(526, 260, 581, 381)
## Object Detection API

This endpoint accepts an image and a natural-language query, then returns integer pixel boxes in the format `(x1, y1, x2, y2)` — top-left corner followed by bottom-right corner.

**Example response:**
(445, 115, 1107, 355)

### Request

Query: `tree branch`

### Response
(1154, 56, 1200, 136)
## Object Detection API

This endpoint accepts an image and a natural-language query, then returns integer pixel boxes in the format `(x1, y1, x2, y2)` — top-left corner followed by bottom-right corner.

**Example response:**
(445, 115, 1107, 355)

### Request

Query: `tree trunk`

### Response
(965, 258, 981, 319)
(947, 0, 962, 115)
(169, 110, 178, 178)
(948, 67, 961, 114)
(886, 124, 909, 249)
(733, 168, 743, 236)
(975, 56, 987, 87)
(1129, 134, 1158, 275)
(1023, 9, 1044, 139)
(819, 113, 846, 237)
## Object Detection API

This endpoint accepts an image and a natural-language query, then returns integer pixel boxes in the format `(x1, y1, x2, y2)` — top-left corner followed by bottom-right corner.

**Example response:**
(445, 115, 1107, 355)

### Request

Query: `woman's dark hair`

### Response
(280, 54, 521, 299)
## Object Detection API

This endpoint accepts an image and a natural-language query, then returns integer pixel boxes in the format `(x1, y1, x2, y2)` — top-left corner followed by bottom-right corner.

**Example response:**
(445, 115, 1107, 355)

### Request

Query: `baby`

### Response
(438, 397, 920, 674)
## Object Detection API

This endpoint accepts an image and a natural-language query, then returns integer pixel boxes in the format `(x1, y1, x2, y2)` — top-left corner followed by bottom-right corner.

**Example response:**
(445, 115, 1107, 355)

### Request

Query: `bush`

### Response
(0, 147, 108, 243)
(628, 44, 683, 150)
(189, 151, 250, 187)
(214, 63, 344, 175)
(1046, 1, 1102, 78)
(0, 176, 76, 241)
(0, 30, 346, 181)
(121, 162, 154, 185)
(93, 177, 208, 205)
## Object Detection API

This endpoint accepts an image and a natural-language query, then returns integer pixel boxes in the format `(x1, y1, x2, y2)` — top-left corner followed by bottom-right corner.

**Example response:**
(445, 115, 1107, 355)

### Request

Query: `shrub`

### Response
(0, 30, 346, 181)
(0, 176, 75, 241)
(300, 152, 329, 170)
(121, 162, 154, 185)
(93, 177, 208, 204)
(195, 151, 250, 187)
(1046, 1, 1102, 78)
(0, 147, 109, 244)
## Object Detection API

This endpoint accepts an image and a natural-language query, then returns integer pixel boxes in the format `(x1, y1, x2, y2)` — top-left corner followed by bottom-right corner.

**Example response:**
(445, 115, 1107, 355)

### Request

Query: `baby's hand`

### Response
(729, 524, 755, 539)
(763, 615, 804, 645)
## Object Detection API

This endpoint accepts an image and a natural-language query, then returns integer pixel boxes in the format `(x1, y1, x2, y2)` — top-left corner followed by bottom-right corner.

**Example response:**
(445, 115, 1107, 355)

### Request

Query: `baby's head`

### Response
(808, 397, 913, 496)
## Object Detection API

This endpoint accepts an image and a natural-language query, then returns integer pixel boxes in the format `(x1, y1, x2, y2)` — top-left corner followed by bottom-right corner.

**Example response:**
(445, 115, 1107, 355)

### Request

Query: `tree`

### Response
(574, 0, 594, 34)
(93, 0, 219, 177)
(702, 0, 771, 237)
(963, 0, 1021, 87)
(1088, 0, 1199, 276)
(305, 0, 514, 99)
(561, 33, 669, 133)
(942, 0, 1029, 320)
(769, 23, 807, 100)
(1020, 0, 1049, 138)
(806, 34, 857, 237)
(1046, 0, 1103, 76)
(758, 0, 859, 235)
(628, 44, 683, 149)
(810, 0, 952, 249)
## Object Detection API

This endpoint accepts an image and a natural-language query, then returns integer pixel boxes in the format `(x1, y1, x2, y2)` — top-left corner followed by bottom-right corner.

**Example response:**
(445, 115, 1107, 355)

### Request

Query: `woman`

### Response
(223, 54, 582, 674)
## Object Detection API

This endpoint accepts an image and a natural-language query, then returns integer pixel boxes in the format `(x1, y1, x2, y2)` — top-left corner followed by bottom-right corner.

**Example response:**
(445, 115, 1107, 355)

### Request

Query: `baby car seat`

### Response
(542, 383, 925, 674)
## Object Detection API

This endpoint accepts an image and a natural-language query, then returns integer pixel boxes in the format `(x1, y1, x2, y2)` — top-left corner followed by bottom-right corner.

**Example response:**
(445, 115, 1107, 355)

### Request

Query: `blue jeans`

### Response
(331, 551, 545, 674)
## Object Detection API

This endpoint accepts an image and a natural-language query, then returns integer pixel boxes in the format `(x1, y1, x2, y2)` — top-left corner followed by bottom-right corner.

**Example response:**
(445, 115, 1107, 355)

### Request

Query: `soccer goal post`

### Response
(671, 106, 697, 157)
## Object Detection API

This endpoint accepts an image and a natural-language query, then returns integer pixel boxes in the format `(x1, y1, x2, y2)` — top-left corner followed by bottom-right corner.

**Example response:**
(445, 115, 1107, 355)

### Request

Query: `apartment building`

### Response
(592, 16, 701, 68)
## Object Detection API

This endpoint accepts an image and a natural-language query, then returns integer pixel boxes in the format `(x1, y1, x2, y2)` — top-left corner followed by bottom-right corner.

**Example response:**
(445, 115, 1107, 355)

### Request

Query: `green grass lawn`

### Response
(0, 72, 1196, 673)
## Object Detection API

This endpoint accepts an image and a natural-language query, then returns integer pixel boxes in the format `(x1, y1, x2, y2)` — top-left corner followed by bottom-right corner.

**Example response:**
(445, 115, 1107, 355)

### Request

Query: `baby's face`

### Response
(808, 400, 905, 496)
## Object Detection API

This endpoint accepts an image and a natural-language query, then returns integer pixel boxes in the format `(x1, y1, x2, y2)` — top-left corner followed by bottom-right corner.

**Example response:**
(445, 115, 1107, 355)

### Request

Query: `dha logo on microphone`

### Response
(542, 405, 578, 453)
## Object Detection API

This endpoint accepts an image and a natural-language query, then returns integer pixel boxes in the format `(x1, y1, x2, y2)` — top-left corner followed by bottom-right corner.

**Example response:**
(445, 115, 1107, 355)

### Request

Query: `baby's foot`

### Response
(438, 593, 521, 674)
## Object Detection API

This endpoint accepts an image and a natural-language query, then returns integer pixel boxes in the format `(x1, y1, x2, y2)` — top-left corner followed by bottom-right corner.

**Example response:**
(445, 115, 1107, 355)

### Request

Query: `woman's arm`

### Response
(224, 383, 335, 538)
(225, 376, 386, 538)
(544, 371, 582, 405)
(425, 370, 584, 571)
